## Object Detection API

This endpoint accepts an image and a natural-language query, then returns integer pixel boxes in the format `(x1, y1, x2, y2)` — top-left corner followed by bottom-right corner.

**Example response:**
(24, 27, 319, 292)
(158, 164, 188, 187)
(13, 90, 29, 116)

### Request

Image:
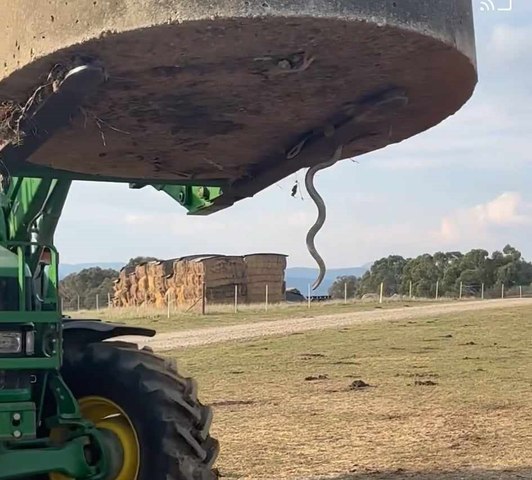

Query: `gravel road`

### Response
(129, 298, 532, 352)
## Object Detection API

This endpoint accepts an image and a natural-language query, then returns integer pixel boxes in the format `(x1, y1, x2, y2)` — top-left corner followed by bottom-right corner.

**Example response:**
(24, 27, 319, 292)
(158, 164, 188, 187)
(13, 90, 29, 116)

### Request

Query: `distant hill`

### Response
(60, 262, 370, 295)
(59, 263, 124, 279)
(285, 266, 370, 296)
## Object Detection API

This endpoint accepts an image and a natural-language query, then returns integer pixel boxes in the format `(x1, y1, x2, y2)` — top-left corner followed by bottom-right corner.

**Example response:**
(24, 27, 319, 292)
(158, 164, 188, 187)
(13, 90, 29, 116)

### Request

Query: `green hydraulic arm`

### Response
(1, 176, 224, 253)
(132, 183, 226, 215)
(1, 177, 71, 245)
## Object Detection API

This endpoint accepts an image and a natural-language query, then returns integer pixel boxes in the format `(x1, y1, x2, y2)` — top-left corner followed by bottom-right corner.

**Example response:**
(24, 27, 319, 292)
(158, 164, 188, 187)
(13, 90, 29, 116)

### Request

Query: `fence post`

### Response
(409, 280, 412, 299)
(61, 297, 64, 313)
(201, 282, 206, 315)
(481, 283, 485, 300)
(96, 294, 99, 311)
(501, 283, 505, 299)
(108, 292, 111, 308)
(234, 284, 238, 313)
(379, 282, 384, 304)
(344, 283, 347, 304)
(307, 284, 311, 309)
(520, 286, 523, 299)
(77, 295, 80, 311)
(265, 284, 269, 311)
(459, 282, 463, 300)
(435, 281, 439, 300)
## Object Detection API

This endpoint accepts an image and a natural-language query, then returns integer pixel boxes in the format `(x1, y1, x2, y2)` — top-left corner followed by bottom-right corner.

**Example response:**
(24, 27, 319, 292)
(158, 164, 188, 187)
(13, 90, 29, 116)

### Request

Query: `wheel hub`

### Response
(50, 396, 140, 480)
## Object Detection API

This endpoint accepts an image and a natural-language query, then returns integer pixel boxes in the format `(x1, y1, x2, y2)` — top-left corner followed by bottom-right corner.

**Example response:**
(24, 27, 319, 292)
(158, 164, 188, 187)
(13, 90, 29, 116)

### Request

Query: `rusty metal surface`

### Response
(0, 0, 477, 189)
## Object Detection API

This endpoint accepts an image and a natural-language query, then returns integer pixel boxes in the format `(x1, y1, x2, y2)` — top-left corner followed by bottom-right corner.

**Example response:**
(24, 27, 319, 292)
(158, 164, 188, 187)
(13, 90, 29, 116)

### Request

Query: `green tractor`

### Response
(0, 1, 477, 479)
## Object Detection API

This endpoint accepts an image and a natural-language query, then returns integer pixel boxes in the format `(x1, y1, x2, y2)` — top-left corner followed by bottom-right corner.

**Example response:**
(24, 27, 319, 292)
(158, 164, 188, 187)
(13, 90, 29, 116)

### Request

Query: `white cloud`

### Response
(438, 192, 531, 243)
(488, 24, 532, 64)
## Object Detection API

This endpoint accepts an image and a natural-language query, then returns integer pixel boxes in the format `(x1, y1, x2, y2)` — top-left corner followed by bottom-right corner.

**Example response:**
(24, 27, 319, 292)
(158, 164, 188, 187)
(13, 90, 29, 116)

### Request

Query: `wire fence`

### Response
(61, 280, 532, 317)
(359, 281, 532, 302)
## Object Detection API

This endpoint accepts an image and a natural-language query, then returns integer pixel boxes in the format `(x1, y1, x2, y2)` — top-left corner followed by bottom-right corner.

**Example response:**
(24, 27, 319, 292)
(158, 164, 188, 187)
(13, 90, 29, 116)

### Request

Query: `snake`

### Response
(305, 145, 343, 291)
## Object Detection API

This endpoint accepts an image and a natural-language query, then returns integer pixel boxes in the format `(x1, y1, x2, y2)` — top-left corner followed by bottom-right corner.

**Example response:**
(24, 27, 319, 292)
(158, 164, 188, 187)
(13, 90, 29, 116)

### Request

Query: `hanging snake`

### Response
(305, 145, 343, 291)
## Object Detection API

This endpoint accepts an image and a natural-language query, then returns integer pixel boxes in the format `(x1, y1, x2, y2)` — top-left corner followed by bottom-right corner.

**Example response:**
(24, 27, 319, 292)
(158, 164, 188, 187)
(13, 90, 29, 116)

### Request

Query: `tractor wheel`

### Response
(53, 341, 219, 480)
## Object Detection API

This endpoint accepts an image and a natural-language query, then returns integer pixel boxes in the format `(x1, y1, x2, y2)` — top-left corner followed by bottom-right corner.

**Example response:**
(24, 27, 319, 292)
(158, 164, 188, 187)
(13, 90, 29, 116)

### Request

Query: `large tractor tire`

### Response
(56, 341, 219, 480)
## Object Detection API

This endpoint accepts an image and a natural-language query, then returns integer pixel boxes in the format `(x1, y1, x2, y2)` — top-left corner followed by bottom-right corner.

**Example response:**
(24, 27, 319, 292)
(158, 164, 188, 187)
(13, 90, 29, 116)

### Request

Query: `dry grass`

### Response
(72, 298, 442, 332)
(169, 305, 532, 480)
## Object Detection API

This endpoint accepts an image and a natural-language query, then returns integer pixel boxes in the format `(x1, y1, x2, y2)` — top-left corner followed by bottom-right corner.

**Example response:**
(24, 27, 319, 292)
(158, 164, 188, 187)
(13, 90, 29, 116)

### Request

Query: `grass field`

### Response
(73, 298, 441, 332)
(169, 304, 532, 480)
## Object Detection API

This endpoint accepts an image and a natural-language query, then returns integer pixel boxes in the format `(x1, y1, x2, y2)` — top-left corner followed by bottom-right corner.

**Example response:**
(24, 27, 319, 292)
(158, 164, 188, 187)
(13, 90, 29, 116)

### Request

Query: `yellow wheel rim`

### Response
(50, 396, 140, 480)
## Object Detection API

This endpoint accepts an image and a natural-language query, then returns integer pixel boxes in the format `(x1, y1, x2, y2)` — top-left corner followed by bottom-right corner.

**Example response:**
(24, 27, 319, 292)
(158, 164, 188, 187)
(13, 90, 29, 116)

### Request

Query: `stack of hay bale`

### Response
(244, 254, 287, 303)
(169, 255, 247, 308)
(113, 253, 286, 310)
(201, 256, 247, 304)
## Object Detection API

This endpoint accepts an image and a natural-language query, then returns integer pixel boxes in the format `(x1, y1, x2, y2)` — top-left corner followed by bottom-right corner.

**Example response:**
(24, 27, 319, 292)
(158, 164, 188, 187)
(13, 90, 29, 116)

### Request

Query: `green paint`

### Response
(0, 247, 17, 277)
(0, 436, 101, 478)
(0, 403, 36, 441)
(154, 184, 224, 214)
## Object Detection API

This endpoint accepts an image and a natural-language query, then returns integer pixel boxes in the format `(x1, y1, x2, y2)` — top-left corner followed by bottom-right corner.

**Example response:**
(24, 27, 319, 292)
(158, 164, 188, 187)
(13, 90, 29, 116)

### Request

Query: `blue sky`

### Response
(57, 1, 532, 268)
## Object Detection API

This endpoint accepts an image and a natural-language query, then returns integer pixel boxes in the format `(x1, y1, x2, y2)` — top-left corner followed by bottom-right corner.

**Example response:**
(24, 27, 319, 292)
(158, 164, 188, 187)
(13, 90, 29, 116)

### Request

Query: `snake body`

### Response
(305, 145, 343, 291)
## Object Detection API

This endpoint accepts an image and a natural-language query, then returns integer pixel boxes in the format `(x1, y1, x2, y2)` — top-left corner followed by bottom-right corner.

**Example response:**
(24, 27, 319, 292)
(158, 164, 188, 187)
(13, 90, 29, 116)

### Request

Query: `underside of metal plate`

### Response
(0, 0, 477, 199)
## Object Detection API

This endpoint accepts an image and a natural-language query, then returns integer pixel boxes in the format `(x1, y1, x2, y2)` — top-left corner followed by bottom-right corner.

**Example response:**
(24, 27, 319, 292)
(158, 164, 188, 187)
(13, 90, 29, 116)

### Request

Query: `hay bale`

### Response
(112, 253, 287, 309)
(113, 268, 130, 307)
(244, 254, 287, 303)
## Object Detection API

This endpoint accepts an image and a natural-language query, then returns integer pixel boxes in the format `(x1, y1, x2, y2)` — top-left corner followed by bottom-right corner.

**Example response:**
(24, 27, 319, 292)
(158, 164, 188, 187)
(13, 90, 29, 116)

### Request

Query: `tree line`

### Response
(329, 245, 532, 299)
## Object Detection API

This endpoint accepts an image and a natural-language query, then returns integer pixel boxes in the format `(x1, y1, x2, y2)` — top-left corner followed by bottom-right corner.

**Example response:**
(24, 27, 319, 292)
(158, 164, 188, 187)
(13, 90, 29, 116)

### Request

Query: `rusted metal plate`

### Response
(0, 0, 477, 190)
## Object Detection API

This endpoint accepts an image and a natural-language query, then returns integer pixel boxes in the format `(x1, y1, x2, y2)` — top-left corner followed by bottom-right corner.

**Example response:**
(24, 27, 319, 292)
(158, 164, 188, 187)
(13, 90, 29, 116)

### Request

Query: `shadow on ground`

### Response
(310, 468, 532, 480)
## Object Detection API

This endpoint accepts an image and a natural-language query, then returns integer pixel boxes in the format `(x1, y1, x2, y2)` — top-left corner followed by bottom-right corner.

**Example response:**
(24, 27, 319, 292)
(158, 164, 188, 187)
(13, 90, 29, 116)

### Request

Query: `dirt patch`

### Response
(300, 353, 327, 358)
(397, 372, 440, 379)
(414, 380, 438, 386)
(305, 374, 329, 382)
(350, 380, 371, 390)
(0, 101, 21, 143)
(412, 347, 440, 354)
(211, 400, 255, 407)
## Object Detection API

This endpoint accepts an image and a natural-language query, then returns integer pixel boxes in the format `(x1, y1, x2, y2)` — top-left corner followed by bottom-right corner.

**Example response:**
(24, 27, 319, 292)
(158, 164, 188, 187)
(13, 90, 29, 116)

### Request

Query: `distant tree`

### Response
(492, 245, 532, 288)
(124, 257, 159, 268)
(399, 254, 439, 297)
(358, 245, 532, 300)
(59, 267, 119, 310)
(329, 276, 359, 299)
(358, 255, 407, 296)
